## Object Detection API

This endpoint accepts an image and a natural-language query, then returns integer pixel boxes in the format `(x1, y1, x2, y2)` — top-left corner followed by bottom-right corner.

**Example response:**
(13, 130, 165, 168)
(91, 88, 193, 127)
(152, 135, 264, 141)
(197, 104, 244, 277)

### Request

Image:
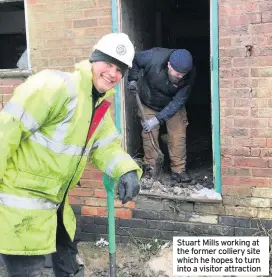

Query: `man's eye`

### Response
(117, 68, 122, 73)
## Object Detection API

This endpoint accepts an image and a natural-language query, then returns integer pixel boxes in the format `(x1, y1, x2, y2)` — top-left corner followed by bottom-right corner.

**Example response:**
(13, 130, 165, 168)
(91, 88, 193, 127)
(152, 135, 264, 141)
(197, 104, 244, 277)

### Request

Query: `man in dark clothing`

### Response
(127, 47, 196, 183)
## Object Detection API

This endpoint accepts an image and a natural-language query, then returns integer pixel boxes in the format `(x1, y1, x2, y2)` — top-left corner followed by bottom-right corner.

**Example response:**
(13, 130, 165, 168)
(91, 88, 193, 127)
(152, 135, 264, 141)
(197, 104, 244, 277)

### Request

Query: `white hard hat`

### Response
(93, 33, 135, 68)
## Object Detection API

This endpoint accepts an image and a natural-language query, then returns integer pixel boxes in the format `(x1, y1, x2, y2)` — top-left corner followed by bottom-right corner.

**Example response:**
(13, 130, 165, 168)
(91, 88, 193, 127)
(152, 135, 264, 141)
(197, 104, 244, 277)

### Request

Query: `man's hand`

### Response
(127, 80, 139, 95)
(117, 170, 140, 204)
(142, 117, 159, 132)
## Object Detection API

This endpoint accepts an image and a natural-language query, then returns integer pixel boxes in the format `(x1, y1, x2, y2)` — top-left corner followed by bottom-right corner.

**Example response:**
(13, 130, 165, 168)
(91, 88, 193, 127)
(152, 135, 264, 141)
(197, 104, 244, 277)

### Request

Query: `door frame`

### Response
(111, 0, 222, 193)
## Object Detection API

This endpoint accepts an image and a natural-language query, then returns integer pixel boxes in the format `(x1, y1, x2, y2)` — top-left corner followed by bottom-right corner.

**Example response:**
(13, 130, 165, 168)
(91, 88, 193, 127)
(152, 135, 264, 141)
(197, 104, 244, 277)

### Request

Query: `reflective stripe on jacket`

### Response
(0, 60, 142, 255)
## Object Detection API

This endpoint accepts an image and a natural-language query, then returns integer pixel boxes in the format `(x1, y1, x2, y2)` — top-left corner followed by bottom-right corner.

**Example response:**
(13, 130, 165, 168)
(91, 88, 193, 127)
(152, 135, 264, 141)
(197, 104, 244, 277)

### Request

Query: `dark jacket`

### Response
(128, 47, 196, 122)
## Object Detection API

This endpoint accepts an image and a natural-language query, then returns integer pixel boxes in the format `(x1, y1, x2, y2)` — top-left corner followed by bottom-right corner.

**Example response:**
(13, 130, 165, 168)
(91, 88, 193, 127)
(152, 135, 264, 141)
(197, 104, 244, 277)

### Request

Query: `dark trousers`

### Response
(2, 208, 83, 277)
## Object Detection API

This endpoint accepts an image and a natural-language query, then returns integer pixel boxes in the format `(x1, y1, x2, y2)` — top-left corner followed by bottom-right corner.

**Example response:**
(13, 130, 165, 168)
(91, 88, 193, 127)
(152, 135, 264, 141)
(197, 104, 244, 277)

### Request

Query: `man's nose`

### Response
(108, 67, 117, 78)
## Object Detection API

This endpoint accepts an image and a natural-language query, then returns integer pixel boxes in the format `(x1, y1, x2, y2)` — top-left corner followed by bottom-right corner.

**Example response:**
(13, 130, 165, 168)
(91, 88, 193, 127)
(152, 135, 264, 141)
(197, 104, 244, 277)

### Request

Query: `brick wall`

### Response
(0, 78, 24, 110)
(0, 0, 271, 241)
(219, 0, 272, 196)
(26, 0, 133, 219)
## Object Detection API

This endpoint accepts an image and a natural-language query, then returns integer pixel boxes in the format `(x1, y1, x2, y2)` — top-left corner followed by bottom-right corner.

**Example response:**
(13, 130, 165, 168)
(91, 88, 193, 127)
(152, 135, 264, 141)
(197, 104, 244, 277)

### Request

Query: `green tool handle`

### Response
(103, 174, 116, 276)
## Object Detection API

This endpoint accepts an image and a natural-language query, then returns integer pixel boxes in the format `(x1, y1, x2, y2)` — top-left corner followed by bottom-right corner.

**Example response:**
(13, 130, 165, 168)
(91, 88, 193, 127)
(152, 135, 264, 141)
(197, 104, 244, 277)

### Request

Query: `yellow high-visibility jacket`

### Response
(0, 60, 142, 255)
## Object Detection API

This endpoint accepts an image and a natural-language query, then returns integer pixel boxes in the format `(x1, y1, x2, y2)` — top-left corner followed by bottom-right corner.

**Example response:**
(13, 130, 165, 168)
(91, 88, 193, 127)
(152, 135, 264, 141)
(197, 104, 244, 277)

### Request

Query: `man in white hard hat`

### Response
(0, 33, 142, 277)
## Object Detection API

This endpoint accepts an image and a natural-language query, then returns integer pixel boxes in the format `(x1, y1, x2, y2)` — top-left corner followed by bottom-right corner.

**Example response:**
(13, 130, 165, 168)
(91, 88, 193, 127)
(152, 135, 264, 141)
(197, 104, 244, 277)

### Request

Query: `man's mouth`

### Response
(101, 75, 114, 84)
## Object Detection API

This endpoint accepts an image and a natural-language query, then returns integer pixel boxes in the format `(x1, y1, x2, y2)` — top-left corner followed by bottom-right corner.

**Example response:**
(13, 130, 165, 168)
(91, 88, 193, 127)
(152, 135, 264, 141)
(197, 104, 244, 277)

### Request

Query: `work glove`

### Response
(117, 170, 140, 204)
(127, 80, 139, 95)
(142, 117, 160, 132)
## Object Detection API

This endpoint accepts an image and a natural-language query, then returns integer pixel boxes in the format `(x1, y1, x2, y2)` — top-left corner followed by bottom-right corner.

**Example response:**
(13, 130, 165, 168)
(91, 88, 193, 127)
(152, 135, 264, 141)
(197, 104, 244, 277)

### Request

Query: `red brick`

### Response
(257, 47, 272, 57)
(220, 5, 241, 16)
(221, 108, 234, 117)
(220, 69, 232, 79)
(222, 186, 252, 197)
(267, 138, 272, 148)
(50, 58, 74, 67)
(250, 148, 261, 157)
(73, 19, 98, 28)
(251, 23, 272, 34)
(115, 208, 132, 219)
(223, 146, 248, 156)
(234, 118, 268, 128)
(260, 149, 272, 157)
(71, 0, 96, 10)
(220, 79, 233, 88)
(220, 58, 232, 68)
(81, 206, 107, 216)
(81, 170, 93, 179)
(69, 188, 94, 197)
(68, 196, 85, 205)
(234, 137, 268, 148)
(251, 68, 272, 78)
(27, 0, 37, 4)
(85, 198, 107, 207)
(220, 47, 246, 57)
(96, 0, 111, 7)
(0, 87, 14, 95)
(228, 14, 261, 25)
(268, 160, 272, 168)
(234, 99, 251, 107)
(222, 176, 235, 185)
(92, 170, 103, 181)
(223, 128, 249, 137)
(234, 177, 270, 186)
(232, 68, 250, 78)
(221, 137, 233, 146)
(114, 200, 136, 209)
(2, 95, 12, 103)
(98, 17, 111, 26)
(0, 79, 24, 86)
(221, 118, 234, 129)
(46, 39, 75, 48)
(235, 109, 250, 116)
(234, 79, 252, 88)
(84, 8, 111, 18)
(252, 169, 272, 178)
(94, 189, 107, 198)
(251, 129, 271, 137)
(221, 157, 233, 167)
(220, 98, 233, 107)
(222, 167, 251, 176)
(258, 108, 272, 117)
(259, 0, 272, 12)
(232, 57, 252, 67)
(234, 157, 268, 168)
(80, 180, 103, 188)
(262, 11, 272, 23)
(220, 38, 232, 47)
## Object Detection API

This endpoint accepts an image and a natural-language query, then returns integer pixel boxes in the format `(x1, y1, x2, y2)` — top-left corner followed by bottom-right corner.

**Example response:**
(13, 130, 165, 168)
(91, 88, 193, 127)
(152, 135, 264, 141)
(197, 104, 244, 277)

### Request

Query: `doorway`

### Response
(120, 0, 217, 190)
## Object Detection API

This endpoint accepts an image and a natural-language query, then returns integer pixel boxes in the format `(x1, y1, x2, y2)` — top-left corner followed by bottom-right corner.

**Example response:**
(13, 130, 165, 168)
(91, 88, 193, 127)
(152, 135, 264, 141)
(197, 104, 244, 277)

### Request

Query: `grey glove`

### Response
(118, 170, 140, 204)
(127, 80, 139, 95)
(142, 117, 160, 132)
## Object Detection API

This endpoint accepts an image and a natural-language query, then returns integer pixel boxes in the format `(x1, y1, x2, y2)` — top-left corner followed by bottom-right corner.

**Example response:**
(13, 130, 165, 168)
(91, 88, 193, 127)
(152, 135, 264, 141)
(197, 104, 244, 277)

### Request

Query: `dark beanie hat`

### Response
(90, 49, 128, 76)
(169, 49, 193, 73)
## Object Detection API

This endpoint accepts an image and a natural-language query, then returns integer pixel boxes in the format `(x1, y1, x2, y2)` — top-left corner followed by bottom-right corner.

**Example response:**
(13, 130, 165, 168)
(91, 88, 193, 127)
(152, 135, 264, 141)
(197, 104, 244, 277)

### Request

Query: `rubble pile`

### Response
(140, 175, 221, 201)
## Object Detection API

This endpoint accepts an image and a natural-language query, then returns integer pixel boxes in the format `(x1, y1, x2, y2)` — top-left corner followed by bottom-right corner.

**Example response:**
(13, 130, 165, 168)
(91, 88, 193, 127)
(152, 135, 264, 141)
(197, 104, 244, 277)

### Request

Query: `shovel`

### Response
(135, 92, 164, 181)
(103, 174, 116, 277)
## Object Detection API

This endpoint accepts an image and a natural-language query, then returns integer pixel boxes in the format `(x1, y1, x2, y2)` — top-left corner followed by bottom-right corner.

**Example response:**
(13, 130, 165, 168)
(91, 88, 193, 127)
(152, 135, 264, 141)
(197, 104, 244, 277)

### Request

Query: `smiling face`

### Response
(92, 61, 123, 93)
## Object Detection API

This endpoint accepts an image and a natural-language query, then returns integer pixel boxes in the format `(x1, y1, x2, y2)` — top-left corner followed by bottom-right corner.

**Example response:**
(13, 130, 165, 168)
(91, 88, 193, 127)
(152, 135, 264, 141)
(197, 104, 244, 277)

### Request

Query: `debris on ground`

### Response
(95, 238, 109, 247)
(140, 172, 220, 201)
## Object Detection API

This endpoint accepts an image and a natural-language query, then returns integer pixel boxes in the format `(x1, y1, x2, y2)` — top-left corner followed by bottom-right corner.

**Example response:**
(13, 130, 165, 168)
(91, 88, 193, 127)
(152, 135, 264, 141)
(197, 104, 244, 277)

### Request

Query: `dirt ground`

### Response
(0, 240, 173, 277)
(0, 240, 271, 277)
